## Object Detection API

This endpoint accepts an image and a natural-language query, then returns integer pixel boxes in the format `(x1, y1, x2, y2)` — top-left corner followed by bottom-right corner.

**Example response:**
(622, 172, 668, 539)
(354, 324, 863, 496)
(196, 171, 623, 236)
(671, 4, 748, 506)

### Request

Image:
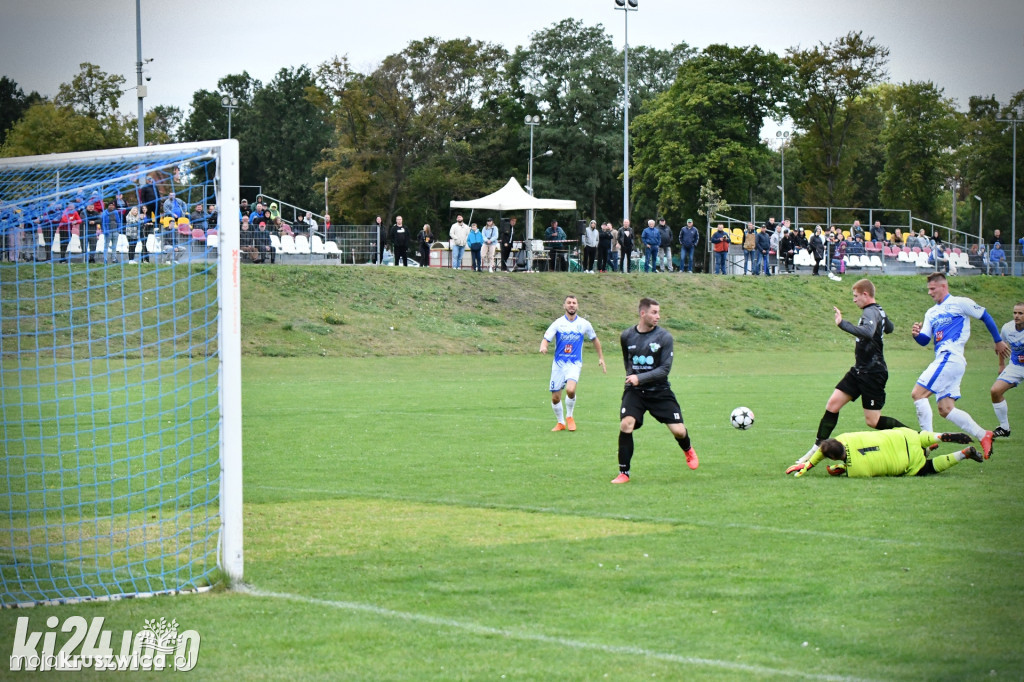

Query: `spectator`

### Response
(416, 224, 434, 267)
(755, 223, 771, 276)
(617, 220, 634, 273)
(597, 221, 614, 272)
(275, 217, 293, 237)
(779, 228, 796, 273)
(389, 215, 409, 266)
(742, 223, 757, 275)
(206, 204, 218, 231)
(323, 213, 332, 243)
(769, 224, 782, 274)
(482, 217, 499, 272)
(809, 225, 826, 276)
(930, 241, 950, 273)
(84, 193, 103, 262)
(101, 201, 121, 264)
(467, 221, 484, 271)
(641, 219, 660, 273)
(498, 217, 515, 272)
(710, 223, 730, 274)
(373, 216, 385, 264)
(125, 206, 145, 263)
(268, 202, 281, 222)
(239, 219, 259, 262)
(657, 217, 673, 272)
(678, 218, 699, 273)
(162, 191, 187, 221)
(238, 198, 250, 219)
(847, 236, 866, 256)
(892, 228, 905, 246)
(610, 222, 622, 272)
(988, 242, 1007, 276)
(190, 203, 206, 228)
(543, 219, 567, 271)
(851, 220, 864, 242)
(138, 176, 159, 223)
(871, 220, 884, 243)
(790, 222, 808, 252)
(449, 214, 469, 270)
(582, 219, 599, 273)
(254, 220, 275, 264)
(764, 217, 778, 234)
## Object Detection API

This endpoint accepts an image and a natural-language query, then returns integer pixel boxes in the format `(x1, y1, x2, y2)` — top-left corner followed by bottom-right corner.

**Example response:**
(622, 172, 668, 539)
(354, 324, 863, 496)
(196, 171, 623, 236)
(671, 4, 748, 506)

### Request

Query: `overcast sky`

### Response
(2, 0, 1022, 131)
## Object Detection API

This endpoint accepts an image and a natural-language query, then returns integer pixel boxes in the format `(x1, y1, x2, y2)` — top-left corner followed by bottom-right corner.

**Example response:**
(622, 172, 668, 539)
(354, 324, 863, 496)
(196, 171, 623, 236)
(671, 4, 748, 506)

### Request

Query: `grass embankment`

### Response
(239, 266, 1024, 357)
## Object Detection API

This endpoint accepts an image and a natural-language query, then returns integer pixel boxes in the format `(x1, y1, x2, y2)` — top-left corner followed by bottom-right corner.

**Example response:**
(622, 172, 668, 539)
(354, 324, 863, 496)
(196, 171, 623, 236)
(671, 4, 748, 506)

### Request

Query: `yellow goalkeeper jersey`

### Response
(811, 428, 939, 477)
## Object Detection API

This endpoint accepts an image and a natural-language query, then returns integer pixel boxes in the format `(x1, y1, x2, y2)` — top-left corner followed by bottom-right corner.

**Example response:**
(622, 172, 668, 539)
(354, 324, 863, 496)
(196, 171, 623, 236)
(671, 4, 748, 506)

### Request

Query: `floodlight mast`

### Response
(614, 0, 638, 224)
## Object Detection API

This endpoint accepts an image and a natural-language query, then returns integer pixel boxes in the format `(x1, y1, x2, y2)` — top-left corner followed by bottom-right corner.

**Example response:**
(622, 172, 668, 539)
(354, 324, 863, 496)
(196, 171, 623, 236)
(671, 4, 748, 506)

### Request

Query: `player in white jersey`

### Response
(540, 295, 606, 431)
(910, 273, 1009, 458)
(990, 302, 1024, 439)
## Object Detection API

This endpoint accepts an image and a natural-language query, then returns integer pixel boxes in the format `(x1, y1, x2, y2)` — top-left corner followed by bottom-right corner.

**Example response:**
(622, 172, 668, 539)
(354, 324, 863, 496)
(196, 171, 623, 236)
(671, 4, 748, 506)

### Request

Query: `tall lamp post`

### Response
(614, 0, 638, 224)
(222, 96, 239, 139)
(973, 194, 983, 248)
(525, 115, 541, 241)
(776, 130, 791, 221)
(135, 0, 147, 146)
(997, 115, 1021, 275)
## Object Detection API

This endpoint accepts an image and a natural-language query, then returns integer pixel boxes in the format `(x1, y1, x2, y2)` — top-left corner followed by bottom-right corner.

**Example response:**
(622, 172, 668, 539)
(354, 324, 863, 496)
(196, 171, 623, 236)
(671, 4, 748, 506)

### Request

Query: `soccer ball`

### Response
(730, 406, 755, 430)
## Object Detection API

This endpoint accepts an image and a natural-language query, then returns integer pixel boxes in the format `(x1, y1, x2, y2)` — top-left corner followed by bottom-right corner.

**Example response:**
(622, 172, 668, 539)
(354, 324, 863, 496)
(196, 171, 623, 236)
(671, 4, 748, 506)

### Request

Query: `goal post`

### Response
(0, 140, 242, 607)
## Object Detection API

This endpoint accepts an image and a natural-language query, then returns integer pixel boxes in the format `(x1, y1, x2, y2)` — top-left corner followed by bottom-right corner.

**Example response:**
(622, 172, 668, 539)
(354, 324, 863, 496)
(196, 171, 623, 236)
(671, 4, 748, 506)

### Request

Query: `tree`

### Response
(787, 32, 889, 206)
(180, 72, 260, 143)
(631, 44, 791, 222)
(877, 81, 960, 221)
(144, 105, 182, 145)
(55, 62, 125, 119)
(1, 102, 108, 157)
(0, 76, 43, 146)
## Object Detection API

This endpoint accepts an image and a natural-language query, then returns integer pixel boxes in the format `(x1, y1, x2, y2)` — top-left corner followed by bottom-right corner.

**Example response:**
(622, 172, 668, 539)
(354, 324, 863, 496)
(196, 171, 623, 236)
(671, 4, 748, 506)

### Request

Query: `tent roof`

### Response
(449, 177, 576, 211)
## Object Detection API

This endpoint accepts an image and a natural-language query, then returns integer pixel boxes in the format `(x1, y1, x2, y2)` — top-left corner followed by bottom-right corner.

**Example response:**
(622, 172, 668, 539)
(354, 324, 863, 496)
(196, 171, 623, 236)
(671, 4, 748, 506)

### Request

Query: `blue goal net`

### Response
(0, 142, 243, 607)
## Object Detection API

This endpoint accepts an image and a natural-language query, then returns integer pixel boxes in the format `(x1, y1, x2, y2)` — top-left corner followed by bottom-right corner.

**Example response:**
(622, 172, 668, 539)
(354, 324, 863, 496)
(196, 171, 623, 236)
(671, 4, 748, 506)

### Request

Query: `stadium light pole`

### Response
(973, 194, 983, 248)
(221, 96, 240, 139)
(525, 115, 541, 241)
(776, 130, 791, 221)
(135, 0, 146, 146)
(614, 0, 638, 224)
(996, 115, 1020, 275)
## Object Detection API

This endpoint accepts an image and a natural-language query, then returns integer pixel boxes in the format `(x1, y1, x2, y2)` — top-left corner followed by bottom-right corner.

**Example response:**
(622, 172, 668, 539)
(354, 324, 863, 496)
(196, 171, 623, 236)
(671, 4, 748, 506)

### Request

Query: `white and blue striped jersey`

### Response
(920, 295, 987, 360)
(1002, 320, 1024, 367)
(544, 315, 597, 367)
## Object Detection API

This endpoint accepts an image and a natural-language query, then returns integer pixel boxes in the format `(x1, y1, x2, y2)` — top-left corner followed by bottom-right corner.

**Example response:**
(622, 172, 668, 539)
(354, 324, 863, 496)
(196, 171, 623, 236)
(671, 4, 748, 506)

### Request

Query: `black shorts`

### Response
(835, 368, 887, 410)
(620, 385, 683, 430)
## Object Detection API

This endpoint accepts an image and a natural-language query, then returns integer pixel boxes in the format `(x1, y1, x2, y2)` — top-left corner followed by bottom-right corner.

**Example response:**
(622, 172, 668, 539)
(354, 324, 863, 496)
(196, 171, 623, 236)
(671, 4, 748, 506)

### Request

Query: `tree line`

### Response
(1, 20, 1021, 242)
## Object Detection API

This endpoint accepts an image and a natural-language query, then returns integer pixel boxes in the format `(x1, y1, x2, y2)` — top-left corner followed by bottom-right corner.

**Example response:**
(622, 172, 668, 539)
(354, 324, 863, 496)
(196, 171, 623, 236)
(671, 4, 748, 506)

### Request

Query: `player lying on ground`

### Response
(786, 427, 978, 477)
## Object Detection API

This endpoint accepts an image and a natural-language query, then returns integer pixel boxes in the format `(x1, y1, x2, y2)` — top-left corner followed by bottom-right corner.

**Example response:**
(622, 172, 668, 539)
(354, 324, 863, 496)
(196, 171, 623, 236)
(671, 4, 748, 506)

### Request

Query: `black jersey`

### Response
(620, 325, 675, 388)
(837, 303, 893, 373)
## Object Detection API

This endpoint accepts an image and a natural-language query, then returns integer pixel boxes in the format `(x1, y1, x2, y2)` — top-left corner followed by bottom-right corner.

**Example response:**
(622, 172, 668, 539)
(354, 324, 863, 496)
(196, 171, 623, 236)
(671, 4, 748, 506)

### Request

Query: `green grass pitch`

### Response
(3, 348, 1021, 680)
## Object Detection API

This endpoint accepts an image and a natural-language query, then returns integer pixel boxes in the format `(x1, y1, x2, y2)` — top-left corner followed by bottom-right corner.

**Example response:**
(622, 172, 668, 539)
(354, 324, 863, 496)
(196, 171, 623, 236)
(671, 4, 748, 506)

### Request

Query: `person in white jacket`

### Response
(449, 215, 470, 269)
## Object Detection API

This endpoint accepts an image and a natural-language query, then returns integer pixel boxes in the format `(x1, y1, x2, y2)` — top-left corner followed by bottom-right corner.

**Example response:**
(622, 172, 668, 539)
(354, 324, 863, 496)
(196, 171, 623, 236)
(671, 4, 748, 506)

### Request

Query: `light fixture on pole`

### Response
(996, 114, 1021, 275)
(614, 0, 638, 224)
(776, 130, 791, 221)
(222, 96, 240, 139)
(525, 115, 541, 241)
(973, 194, 983, 248)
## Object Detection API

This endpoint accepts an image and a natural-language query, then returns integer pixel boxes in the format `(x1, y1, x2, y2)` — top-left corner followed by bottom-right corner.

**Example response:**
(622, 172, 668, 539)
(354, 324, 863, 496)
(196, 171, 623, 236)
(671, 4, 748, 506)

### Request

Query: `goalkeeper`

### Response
(786, 427, 980, 478)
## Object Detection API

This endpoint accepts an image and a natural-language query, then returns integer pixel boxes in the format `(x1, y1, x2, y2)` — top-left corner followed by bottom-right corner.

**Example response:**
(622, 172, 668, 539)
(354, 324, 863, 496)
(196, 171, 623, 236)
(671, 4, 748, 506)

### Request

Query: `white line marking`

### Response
(238, 584, 875, 681)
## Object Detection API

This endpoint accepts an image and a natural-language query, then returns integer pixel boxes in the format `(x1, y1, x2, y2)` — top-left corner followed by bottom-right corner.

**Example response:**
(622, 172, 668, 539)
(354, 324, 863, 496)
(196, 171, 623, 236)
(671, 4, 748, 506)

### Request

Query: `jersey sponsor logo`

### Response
(632, 355, 654, 366)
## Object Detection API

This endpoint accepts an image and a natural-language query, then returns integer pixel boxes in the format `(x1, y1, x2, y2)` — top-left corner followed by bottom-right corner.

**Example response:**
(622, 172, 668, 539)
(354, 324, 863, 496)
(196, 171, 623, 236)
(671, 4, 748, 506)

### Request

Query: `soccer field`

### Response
(4, 349, 1021, 680)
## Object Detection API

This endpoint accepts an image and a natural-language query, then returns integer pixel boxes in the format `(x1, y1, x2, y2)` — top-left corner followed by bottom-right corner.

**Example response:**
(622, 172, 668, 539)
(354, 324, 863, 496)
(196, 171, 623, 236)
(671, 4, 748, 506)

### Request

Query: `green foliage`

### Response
(878, 81, 961, 220)
(0, 76, 42, 147)
(1, 102, 111, 156)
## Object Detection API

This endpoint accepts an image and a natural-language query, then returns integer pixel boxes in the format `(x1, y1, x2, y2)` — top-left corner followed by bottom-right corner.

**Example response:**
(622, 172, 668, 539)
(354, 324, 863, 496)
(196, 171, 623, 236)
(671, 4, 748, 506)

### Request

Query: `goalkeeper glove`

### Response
(786, 462, 813, 476)
(825, 464, 846, 476)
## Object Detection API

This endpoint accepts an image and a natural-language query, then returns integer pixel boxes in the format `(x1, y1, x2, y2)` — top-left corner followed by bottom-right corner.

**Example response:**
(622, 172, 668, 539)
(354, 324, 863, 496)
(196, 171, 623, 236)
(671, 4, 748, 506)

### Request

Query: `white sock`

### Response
(552, 401, 564, 424)
(914, 398, 933, 432)
(945, 407, 985, 440)
(955, 450, 967, 461)
(993, 400, 1010, 430)
(565, 397, 576, 417)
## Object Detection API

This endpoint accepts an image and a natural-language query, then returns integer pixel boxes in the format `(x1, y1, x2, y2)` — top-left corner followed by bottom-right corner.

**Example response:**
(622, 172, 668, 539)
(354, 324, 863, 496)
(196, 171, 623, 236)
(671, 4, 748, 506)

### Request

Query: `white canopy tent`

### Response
(449, 177, 576, 240)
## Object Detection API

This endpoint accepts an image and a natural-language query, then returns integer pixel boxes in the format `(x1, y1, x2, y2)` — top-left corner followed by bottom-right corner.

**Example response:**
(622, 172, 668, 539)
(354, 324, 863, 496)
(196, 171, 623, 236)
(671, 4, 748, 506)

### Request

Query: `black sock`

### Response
(618, 431, 633, 474)
(874, 415, 908, 431)
(677, 432, 691, 451)
(816, 410, 839, 442)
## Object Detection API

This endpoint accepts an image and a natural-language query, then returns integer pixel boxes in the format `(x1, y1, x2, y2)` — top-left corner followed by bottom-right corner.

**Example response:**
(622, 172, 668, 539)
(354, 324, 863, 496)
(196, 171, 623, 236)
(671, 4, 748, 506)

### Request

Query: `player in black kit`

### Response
(612, 298, 698, 483)
(789, 278, 909, 472)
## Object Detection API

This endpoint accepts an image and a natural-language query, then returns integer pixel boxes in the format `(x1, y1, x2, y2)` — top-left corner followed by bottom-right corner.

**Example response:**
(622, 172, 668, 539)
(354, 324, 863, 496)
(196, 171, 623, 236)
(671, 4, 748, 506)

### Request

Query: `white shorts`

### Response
(549, 361, 582, 392)
(996, 363, 1024, 388)
(916, 352, 965, 401)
